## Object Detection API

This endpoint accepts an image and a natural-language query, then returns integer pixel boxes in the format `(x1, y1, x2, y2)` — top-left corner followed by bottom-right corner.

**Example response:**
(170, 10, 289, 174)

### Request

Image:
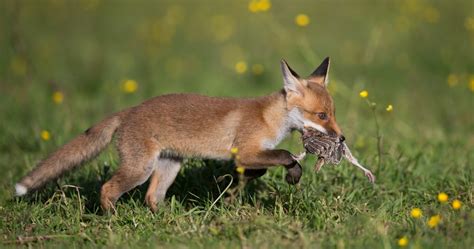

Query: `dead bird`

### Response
(302, 128, 375, 183)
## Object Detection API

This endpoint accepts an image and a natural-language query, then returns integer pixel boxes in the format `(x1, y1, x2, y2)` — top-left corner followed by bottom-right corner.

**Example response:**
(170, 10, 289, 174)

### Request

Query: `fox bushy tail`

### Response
(15, 112, 126, 196)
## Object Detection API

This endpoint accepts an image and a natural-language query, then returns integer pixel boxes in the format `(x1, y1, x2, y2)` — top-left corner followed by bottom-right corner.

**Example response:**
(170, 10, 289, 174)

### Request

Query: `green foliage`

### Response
(0, 0, 473, 248)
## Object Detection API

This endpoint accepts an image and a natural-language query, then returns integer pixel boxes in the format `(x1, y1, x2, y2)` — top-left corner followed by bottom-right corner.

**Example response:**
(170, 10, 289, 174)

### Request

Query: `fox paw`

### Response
(285, 163, 302, 185)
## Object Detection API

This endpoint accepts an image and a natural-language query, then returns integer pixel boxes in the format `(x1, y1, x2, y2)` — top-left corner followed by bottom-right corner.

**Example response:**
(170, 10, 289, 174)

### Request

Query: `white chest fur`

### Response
(261, 125, 291, 149)
(260, 109, 298, 150)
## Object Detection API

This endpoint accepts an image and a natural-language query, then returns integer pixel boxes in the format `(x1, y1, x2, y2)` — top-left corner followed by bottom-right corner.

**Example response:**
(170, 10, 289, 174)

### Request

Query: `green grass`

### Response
(0, 0, 473, 248)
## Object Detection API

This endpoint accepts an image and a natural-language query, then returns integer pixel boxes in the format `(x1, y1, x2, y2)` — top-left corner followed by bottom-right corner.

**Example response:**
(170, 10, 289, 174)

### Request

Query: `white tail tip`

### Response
(15, 183, 27, 196)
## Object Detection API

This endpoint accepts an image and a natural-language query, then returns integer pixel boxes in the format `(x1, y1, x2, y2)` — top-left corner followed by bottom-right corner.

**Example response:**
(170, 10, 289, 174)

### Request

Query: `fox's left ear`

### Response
(280, 59, 305, 96)
(308, 57, 330, 87)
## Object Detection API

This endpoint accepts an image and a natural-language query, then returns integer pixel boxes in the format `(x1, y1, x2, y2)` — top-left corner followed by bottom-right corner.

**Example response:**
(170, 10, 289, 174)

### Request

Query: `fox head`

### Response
(281, 57, 344, 142)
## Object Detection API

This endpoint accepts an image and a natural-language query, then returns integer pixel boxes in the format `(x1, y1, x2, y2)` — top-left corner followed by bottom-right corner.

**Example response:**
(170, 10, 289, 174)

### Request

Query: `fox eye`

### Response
(317, 112, 328, 120)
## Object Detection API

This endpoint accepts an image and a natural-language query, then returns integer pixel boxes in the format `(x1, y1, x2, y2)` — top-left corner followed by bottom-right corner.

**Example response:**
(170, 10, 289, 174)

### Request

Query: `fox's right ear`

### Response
(281, 59, 304, 96)
(308, 57, 330, 87)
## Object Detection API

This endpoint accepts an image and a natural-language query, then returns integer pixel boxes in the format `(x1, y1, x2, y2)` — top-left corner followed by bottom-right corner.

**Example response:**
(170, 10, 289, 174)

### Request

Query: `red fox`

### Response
(15, 57, 344, 212)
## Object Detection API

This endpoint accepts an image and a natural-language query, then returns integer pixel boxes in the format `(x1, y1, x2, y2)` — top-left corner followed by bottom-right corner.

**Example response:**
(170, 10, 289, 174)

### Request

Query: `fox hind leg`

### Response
(145, 158, 182, 212)
(100, 139, 159, 213)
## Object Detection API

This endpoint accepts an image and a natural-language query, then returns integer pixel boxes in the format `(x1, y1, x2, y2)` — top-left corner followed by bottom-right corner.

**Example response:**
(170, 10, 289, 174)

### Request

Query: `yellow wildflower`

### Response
(122, 79, 138, 93)
(451, 199, 462, 210)
(40, 130, 51, 141)
(469, 75, 474, 92)
(252, 64, 264, 75)
(236, 166, 245, 174)
(248, 1, 259, 13)
(235, 61, 248, 74)
(295, 14, 310, 27)
(248, 0, 271, 13)
(437, 192, 448, 203)
(230, 147, 239, 155)
(256, 0, 271, 12)
(427, 215, 441, 228)
(410, 208, 422, 218)
(398, 236, 408, 247)
(386, 104, 393, 112)
(447, 74, 459, 87)
(359, 90, 368, 98)
(52, 91, 64, 104)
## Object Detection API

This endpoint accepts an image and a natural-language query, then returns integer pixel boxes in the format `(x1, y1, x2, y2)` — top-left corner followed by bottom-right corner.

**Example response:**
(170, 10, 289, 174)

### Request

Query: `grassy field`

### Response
(1, 0, 473, 248)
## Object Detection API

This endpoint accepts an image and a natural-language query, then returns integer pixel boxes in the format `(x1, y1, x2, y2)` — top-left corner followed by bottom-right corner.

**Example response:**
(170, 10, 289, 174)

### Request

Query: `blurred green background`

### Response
(1, 0, 473, 142)
(1, 0, 473, 145)
(0, 0, 473, 248)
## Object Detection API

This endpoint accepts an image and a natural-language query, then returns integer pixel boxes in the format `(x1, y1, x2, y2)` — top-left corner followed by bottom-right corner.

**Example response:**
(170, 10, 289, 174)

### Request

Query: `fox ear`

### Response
(308, 57, 330, 87)
(281, 59, 304, 95)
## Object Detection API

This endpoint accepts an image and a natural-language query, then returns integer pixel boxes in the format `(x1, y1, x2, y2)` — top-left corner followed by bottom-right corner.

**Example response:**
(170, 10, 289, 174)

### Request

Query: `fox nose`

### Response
(339, 135, 345, 142)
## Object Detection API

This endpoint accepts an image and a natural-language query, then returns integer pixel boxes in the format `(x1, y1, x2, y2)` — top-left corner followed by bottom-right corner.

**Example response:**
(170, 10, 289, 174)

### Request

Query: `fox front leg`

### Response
(237, 149, 302, 185)
(285, 161, 302, 185)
